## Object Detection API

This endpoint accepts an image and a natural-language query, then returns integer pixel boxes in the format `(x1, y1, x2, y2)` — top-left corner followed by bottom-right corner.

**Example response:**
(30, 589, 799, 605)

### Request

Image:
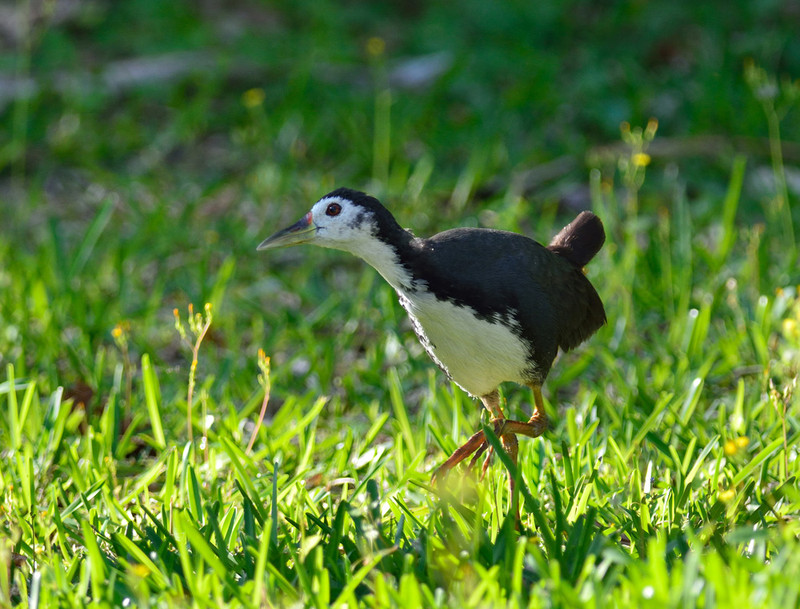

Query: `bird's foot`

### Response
(431, 413, 547, 485)
(467, 443, 494, 481)
(500, 411, 550, 438)
(431, 418, 506, 485)
(431, 421, 522, 523)
(467, 420, 521, 482)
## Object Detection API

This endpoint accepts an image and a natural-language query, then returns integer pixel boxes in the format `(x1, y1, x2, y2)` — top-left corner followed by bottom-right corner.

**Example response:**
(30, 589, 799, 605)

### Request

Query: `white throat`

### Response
(347, 237, 418, 293)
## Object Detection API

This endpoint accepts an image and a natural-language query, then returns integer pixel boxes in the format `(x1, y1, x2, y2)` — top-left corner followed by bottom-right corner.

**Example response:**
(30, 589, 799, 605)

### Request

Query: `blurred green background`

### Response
(1, 2, 800, 604)
(2, 0, 798, 398)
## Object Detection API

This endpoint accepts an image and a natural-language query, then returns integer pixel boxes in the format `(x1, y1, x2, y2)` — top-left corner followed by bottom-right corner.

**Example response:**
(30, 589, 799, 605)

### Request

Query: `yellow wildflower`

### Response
(242, 88, 265, 108)
(719, 489, 735, 502)
(724, 436, 749, 456)
(366, 36, 386, 57)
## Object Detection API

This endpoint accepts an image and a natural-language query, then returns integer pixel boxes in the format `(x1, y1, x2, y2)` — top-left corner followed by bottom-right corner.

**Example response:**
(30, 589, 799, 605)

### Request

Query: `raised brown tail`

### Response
(547, 211, 605, 268)
(547, 211, 607, 352)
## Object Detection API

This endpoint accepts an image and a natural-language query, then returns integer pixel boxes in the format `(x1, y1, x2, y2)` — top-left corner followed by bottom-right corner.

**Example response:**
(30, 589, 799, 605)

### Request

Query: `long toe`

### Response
(432, 418, 524, 485)
(501, 416, 549, 439)
(468, 442, 491, 471)
(431, 428, 487, 484)
(479, 447, 493, 481)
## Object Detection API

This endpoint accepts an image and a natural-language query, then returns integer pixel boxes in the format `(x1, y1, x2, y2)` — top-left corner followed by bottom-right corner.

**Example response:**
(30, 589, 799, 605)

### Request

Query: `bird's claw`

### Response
(432, 417, 510, 484)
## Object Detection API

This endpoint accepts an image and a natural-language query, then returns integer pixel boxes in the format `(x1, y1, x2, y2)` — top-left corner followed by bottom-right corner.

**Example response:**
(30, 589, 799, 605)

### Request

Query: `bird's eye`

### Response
(326, 202, 342, 217)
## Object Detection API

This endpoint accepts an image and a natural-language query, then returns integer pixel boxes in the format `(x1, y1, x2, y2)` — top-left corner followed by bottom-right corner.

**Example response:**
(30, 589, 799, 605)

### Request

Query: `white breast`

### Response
(397, 289, 530, 397)
(349, 236, 531, 396)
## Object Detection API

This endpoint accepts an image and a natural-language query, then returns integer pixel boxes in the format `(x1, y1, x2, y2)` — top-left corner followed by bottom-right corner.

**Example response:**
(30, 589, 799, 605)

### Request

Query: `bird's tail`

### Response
(547, 211, 607, 351)
(547, 211, 605, 267)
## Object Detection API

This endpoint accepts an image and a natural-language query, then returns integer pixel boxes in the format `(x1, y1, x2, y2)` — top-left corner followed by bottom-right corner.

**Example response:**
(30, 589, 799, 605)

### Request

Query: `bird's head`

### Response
(257, 188, 406, 255)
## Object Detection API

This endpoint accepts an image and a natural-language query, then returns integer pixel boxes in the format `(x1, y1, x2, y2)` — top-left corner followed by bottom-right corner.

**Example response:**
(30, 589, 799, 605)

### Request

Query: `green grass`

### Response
(2, 1, 800, 607)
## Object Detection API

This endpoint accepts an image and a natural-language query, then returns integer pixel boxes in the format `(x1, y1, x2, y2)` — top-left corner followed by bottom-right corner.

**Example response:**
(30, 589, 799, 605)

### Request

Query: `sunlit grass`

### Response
(3, 129, 799, 604)
(1, 2, 800, 607)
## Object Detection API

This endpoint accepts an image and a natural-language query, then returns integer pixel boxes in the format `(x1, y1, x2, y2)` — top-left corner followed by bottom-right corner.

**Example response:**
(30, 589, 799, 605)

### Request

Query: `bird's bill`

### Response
(257, 212, 315, 250)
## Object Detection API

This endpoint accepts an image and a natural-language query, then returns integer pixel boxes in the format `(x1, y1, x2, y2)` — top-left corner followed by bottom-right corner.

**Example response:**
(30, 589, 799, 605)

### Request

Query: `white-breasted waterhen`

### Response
(258, 188, 606, 505)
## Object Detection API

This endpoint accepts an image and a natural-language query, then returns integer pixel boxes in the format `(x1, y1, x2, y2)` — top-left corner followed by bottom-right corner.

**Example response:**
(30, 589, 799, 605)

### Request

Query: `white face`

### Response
(259, 191, 415, 292)
(307, 195, 377, 252)
(309, 194, 418, 291)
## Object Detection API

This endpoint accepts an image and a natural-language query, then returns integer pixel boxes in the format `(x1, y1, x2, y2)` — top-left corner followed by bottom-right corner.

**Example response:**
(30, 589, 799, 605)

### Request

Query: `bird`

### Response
(258, 187, 606, 508)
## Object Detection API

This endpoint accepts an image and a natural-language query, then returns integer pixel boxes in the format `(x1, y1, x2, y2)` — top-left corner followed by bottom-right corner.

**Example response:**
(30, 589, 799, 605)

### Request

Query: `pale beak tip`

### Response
(257, 212, 315, 252)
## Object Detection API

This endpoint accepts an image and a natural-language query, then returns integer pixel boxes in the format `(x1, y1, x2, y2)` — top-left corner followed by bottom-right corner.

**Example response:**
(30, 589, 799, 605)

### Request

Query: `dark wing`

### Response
(407, 228, 604, 370)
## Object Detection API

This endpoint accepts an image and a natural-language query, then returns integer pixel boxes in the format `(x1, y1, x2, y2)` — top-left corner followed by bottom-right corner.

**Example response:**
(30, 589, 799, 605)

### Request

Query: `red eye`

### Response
(326, 202, 342, 216)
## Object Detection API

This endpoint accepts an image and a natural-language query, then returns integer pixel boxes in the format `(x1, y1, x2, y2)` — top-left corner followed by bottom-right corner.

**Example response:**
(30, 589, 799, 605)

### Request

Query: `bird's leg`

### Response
(432, 387, 547, 487)
(501, 432, 520, 520)
(528, 384, 550, 430)
(478, 445, 493, 479)
(467, 440, 491, 471)
(431, 428, 489, 484)
(473, 390, 504, 479)
(495, 384, 550, 439)
(432, 386, 546, 524)
(432, 391, 504, 484)
(481, 390, 506, 420)
(478, 404, 520, 520)
(486, 390, 520, 517)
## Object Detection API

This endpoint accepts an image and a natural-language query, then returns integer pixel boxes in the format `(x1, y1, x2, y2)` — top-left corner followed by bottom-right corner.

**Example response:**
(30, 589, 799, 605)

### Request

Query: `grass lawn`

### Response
(2, 1, 800, 607)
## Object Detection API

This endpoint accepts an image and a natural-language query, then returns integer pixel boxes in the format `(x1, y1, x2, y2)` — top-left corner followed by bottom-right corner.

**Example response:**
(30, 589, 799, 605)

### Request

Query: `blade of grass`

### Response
(252, 513, 272, 607)
(80, 520, 107, 602)
(141, 354, 165, 449)
(175, 511, 253, 607)
(632, 392, 673, 453)
(388, 368, 416, 455)
(111, 532, 169, 589)
(730, 437, 784, 487)
(5, 364, 21, 450)
(478, 420, 557, 551)
(333, 548, 395, 608)
(186, 465, 204, 526)
(714, 156, 746, 269)
(68, 196, 115, 279)
(271, 396, 327, 450)
(121, 448, 173, 504)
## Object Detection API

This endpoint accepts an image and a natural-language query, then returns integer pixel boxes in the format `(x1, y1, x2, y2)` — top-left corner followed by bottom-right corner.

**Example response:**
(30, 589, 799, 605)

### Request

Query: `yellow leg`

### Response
(432, 386, 549, 485)
(529, 383, 549, 429)
(501, 432, 519, 521)
(482, 390, 505, 419)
